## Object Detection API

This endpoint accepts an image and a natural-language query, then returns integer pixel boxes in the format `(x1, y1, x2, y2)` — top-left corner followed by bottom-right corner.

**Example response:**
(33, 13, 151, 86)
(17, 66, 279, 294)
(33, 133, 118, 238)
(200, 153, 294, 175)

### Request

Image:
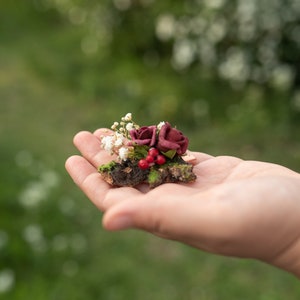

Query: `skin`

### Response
(65, 129, 300, 279)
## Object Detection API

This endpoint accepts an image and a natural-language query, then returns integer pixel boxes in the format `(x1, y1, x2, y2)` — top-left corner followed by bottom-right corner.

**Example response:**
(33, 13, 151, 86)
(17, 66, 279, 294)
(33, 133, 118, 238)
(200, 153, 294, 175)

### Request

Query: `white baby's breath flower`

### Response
(111, 122, 119, 130)
(126, 122, 134, 131)
(118, 147, 129, 160)
(101, 136, 114, 152)
(116, 132, 124, 138)
(114, 137, 123, 147)
(124, 113, 132, 121)
(157, 121, 166, 130)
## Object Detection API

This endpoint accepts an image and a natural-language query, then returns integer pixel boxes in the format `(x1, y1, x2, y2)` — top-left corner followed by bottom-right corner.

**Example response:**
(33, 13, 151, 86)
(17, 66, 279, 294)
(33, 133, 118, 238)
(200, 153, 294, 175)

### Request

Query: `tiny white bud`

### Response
(124, 113, 132, 121)
(126, 122, 134, 131)
(118, 147, 129, 160)
(157, 121, 166, 130)
(111, 122, 119, 130)
(101, 136, 114, 152)
(115, 132, 124, 138)
(114, 137, 123, 147)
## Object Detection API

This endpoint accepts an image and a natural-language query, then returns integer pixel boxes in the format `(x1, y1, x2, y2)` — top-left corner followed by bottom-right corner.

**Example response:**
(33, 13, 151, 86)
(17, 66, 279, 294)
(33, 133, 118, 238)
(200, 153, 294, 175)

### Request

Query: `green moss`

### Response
(98, 161, 117, 173)
(147, 168, 161, 185)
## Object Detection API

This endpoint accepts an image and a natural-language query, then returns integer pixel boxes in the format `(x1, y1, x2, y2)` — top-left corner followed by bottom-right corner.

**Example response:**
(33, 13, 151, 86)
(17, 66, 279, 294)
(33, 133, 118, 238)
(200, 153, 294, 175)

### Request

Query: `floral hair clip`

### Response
(98, 113, 197, 188)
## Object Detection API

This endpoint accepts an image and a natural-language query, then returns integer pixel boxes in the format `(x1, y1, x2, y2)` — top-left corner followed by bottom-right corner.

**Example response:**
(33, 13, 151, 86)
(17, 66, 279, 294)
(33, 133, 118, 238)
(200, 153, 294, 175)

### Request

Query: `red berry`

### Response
(148, 148, 159, 157)
(146, 155, 155, 163)
(138, 159, 149, 170)
(155, 154, 166, 165)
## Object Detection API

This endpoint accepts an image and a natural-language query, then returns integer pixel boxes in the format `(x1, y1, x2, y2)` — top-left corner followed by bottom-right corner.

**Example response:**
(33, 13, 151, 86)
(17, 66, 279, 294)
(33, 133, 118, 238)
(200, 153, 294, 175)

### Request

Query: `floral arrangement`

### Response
(98, 113, 196, 188)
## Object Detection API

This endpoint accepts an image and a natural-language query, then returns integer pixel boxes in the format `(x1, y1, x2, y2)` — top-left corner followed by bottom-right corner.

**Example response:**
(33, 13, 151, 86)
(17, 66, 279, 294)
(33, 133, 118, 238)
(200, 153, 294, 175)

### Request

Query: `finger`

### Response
(102, 185, 206, 234)
(101, 187, 239, 255)
(65, 155, 110, 210)
(65, 155, 144, 211)
(93, 128, 113, 139)
(188, 151, 214, 164)
(73, 131, 114, 168)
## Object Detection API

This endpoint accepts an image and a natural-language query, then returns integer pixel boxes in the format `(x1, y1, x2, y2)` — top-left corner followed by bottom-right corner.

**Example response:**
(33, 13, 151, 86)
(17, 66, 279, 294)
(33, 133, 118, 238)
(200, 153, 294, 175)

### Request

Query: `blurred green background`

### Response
(1, 1, 300, 299)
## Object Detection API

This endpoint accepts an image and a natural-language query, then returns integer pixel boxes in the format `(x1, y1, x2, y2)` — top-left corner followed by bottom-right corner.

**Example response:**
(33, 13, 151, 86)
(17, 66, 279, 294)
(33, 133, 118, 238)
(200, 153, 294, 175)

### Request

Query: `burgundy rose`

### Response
(129, 126, 157, 147)
(157, 122, 189, 155)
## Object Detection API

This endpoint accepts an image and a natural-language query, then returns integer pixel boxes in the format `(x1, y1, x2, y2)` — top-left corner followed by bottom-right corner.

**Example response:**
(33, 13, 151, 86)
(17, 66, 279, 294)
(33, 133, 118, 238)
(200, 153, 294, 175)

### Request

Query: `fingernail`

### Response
(106, 215, 133, 231)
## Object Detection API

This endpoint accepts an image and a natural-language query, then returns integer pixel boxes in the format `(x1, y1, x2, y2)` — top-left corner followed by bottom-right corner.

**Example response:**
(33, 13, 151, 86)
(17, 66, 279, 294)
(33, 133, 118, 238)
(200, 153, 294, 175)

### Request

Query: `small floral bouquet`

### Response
(98, 113, 196, 188)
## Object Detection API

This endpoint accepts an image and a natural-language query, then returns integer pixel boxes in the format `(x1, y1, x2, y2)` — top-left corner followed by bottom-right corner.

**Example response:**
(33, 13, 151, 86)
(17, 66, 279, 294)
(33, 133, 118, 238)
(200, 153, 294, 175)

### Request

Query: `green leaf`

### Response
(161, 149, 177, 159)
(133, 145, 149, 159)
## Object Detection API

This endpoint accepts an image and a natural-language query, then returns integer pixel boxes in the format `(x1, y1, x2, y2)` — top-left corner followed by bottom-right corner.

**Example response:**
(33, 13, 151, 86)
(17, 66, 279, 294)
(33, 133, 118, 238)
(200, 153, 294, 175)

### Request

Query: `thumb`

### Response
(102, 189, 223, 243)
(102, 194, 177, 235)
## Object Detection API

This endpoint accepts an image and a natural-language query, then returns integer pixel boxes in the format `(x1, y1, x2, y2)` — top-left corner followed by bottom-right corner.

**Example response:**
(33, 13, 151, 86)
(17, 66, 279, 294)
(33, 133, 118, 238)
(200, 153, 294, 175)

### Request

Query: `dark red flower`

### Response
(129, 126, 157, 147)
(157, 122, 188, 155)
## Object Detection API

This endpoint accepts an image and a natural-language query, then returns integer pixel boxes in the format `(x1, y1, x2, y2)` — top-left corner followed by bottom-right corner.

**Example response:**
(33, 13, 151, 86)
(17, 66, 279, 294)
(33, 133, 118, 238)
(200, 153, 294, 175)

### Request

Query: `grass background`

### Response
(1, 2, 300, 299)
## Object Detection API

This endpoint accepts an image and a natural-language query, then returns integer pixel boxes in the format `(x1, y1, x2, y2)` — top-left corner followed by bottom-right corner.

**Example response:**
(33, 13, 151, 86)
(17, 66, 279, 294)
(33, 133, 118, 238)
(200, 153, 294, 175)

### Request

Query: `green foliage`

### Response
(130, 145, 149, 160)
(162, 149, 177, 159)
(98, 161, 117, 173)
(147, 169, 160, 186)
(0, 1, 300, 300)
(36, 0, 300, 92)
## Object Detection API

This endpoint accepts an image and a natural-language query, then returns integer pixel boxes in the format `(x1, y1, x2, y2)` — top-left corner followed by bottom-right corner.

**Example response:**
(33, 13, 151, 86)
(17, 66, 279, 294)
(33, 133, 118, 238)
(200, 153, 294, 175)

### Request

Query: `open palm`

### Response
(66, 129, 300, 277)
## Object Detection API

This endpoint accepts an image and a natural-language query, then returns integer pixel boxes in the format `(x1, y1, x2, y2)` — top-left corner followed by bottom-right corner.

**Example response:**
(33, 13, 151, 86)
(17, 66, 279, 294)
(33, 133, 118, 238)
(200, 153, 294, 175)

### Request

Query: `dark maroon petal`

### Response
(157, 122, 189, 155)
(159, 122, 171, 137)
(157, 139, 180, 152)
(129, 129, 138, 140)
(176, 137, 189, 155)
(148, 126, 157, 146)
(167, 129, 182, 140)
(129, 126, 157, 147)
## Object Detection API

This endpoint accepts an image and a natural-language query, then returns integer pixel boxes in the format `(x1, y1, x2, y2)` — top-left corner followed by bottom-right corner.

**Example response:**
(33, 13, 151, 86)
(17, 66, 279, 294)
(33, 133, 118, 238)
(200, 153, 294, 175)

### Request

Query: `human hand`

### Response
(65, 129, 300, 278)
